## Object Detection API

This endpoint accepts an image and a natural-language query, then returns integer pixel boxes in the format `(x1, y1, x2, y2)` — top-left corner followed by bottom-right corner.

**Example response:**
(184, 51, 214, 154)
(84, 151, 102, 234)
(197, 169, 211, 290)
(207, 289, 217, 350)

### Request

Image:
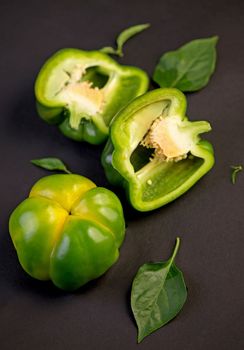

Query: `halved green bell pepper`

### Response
(9, 174, 125, 290)
(102, 88, 214, 211)
(35, 49, 149, 145)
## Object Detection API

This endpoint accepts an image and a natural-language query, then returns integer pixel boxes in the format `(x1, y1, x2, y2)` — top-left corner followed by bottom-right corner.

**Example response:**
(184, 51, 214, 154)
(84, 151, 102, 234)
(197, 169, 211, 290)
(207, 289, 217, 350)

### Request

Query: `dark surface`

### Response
(1, 0, 244, 349)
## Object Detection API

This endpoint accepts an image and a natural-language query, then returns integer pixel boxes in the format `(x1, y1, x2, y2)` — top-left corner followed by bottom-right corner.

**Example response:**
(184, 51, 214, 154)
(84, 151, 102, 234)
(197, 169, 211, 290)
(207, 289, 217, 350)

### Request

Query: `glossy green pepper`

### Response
(9, 174, 125, 290)
(35, 49, 149, 145)
(102, 88, 214, 211)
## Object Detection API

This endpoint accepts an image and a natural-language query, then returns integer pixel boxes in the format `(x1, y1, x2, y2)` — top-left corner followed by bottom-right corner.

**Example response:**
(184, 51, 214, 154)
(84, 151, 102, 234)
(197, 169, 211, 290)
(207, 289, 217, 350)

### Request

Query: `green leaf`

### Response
(31, 158, 71, 174)
(100, 23, 150, 57)
(131, 237, 187, 343)
(153, 36, 218, 92)
(231, 165, 242, 184)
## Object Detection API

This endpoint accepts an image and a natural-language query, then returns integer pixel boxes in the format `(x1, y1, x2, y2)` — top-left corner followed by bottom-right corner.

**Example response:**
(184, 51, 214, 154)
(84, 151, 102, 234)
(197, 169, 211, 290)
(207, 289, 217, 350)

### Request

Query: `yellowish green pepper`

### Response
(9, 174, 125, 290)
(102, 88, 214, 211)
(35, 49, 149, 144)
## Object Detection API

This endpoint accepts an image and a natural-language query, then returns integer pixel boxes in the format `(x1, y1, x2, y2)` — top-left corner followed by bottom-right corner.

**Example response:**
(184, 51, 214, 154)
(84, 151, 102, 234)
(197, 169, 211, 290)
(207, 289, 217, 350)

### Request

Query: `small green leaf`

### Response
(231, 165, 242, 184)
(131, 237, 187, 343)
(153, 36, 218, 92)
(31, 158, 71, 174)
(100, 23, 150, 57)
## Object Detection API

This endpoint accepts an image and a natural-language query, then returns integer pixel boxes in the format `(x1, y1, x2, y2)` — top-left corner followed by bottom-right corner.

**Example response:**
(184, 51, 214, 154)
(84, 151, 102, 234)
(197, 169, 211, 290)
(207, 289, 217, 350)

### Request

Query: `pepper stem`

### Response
(183, 120, 211, 137)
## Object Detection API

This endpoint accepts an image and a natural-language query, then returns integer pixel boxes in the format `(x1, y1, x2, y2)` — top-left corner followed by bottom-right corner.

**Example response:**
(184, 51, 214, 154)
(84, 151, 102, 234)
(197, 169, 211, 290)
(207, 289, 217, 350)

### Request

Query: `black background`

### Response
(1, 1, 244, 349)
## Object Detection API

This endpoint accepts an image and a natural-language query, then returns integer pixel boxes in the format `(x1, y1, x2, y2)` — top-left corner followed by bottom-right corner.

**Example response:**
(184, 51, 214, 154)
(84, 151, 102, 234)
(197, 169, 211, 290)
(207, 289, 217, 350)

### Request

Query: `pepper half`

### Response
(102, 88, 214, 211)
(35, 49, 149, 145)
(9, 174, 125, 290)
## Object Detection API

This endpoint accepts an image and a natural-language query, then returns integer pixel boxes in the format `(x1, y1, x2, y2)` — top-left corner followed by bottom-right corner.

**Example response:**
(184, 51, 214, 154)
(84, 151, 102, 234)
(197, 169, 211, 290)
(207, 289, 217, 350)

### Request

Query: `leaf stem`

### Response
(170, 237, 181, 263)
(64, 168, 72, 174)
(231, 165, 242, 184)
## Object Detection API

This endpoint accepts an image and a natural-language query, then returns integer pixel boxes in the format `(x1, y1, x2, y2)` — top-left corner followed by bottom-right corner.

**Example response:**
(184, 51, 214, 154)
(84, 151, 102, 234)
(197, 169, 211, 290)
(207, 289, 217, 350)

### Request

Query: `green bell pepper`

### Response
(35, 49, 149, 145)
(102, 88, 214, 211)
(9, 174, 125, 290)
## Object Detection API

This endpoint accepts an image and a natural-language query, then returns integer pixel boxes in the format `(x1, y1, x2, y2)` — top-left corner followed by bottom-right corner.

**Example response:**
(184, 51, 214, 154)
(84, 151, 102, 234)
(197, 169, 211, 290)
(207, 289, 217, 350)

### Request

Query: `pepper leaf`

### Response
(31, 158, 71, 174)
(100, 23, 150, 57)
(131, 237, 187, 343)
(153, 36, 218, 92)
(231, 165, 242, 184)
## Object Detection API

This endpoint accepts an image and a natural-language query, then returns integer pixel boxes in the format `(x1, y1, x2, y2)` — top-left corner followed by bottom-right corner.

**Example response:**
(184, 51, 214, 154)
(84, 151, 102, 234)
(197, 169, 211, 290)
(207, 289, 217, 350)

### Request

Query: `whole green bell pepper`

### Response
(35, 49, 149, 145)
(9, 174, 125, 290)
(102, 88, 214, 211)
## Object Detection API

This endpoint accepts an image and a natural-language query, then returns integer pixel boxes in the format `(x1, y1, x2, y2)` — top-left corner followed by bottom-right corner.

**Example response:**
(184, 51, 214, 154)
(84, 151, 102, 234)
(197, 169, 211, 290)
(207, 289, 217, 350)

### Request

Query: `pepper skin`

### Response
(9, 174, 125, 290)
(102, 88, 214, 211)
(35, 49, 149, 145)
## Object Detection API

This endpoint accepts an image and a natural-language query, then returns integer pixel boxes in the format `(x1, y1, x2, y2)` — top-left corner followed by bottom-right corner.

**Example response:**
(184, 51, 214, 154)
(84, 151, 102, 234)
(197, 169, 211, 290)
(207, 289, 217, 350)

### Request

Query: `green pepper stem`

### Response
(182, 120, 211, 137)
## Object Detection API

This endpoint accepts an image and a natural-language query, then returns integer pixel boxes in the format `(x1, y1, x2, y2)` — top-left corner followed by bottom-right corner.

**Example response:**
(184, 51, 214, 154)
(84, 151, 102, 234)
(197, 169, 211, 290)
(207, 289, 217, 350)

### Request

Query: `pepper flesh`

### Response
(101, 88, 214, 211)
(35, 49, 149, 145)
(9, 174, 125, 290)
